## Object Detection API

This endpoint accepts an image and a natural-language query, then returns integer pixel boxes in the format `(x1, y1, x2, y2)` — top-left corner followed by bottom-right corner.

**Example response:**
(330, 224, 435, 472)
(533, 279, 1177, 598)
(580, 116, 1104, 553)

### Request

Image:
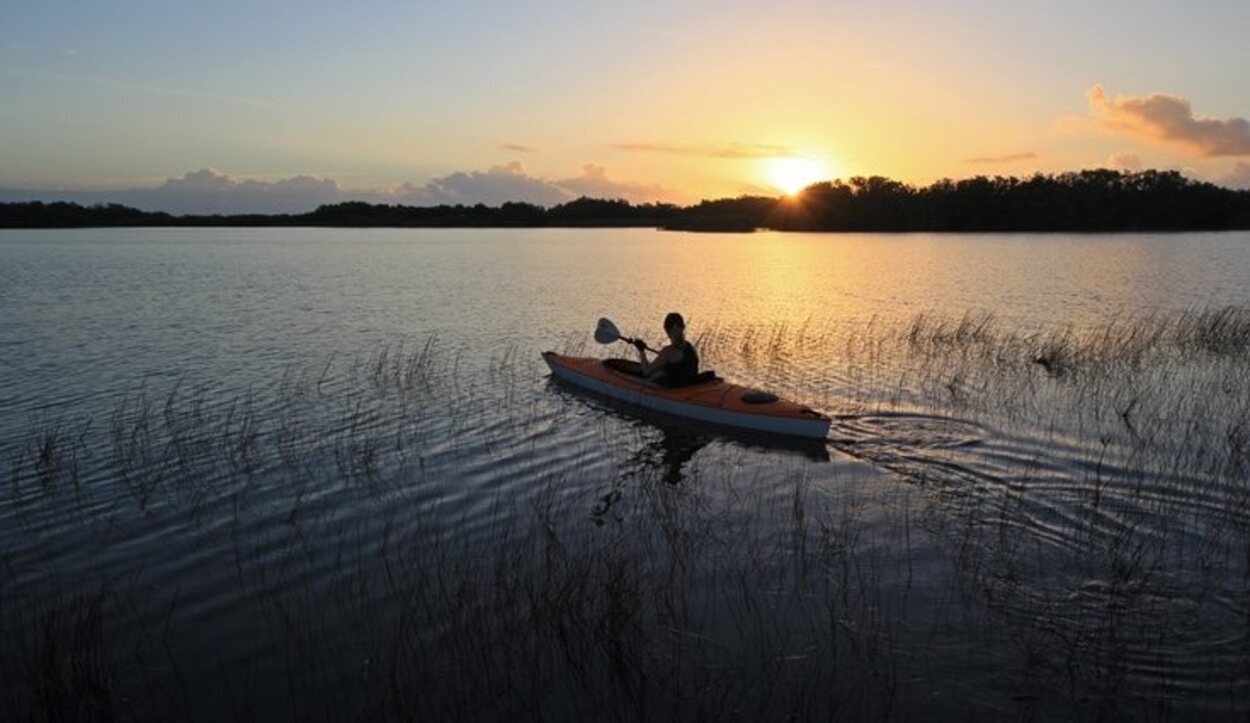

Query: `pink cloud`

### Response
(1087, 85, 1250, 156)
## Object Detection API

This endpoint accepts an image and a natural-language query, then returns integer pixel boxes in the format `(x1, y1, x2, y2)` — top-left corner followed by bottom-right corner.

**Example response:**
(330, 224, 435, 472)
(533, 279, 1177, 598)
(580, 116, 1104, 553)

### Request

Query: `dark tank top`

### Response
(663, 341, 699, 386)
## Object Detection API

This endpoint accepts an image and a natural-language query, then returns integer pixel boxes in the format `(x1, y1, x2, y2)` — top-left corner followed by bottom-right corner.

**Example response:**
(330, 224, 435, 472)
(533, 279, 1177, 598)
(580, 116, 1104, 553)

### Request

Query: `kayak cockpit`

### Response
(601, 358, 719, 388)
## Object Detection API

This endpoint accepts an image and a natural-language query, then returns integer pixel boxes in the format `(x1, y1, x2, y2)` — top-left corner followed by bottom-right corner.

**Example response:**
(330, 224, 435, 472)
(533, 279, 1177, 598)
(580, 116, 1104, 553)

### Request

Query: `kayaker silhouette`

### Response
(632, 312, 700, 386)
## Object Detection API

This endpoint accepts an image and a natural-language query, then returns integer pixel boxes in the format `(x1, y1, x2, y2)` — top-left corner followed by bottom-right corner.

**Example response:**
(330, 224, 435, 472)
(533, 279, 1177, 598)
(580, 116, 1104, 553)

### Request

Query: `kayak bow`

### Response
(542, 352, 832, 440)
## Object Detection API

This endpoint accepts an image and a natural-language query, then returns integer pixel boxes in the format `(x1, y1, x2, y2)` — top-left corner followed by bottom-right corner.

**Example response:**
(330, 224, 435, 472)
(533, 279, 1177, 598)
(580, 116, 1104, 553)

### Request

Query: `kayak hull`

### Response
(542, 352, 831, 440)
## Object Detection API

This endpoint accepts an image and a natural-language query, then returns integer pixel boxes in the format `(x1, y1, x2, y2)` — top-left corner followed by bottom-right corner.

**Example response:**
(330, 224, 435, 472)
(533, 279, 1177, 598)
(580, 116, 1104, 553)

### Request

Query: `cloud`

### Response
(500, 142, 536, 153)
(963, 151, 1039, 164)
(613, 142, 793, 159)
(1222, 162, 1250, 189)
(1087, 85, 1250, 157)
(157, 169, 343, 213)
(391, 162, 678, 205)
(0, 168, 342, 214)
(0, 163, 680, 213)
(555, 164, 675, 203)
(154, 169, 343, 213)
(159, 168, 239, 193)
(391, 162, 572, 206)
(1103, 153, 1142, 171)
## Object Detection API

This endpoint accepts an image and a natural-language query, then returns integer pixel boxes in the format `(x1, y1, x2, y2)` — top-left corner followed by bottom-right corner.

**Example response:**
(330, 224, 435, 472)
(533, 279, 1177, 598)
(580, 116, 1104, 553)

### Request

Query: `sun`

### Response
(766, 156, 829, 195)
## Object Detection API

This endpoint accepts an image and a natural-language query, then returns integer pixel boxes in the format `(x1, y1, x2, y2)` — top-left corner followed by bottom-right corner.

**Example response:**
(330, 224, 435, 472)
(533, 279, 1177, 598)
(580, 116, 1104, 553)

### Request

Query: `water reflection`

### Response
(622, 420, 709, 486)
(545, 375, 830, 523)
(591, 423, 708, 525)
(591, 417, 835, 524)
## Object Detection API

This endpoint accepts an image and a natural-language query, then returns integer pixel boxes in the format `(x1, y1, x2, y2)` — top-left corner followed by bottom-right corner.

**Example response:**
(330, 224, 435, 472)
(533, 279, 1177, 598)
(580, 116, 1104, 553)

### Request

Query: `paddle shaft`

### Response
(621, 335, 660, 354)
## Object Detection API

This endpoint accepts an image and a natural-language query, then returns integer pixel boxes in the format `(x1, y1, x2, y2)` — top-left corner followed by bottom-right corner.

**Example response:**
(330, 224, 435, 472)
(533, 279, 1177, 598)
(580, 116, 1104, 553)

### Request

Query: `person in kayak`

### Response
(633, 312, 700, 386)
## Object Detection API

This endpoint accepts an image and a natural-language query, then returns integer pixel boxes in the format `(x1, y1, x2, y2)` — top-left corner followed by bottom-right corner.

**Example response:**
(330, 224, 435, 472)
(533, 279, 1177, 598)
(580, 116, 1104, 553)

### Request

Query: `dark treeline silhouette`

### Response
(4, 170, 1249, 232)
(763, 170, 1250, 231)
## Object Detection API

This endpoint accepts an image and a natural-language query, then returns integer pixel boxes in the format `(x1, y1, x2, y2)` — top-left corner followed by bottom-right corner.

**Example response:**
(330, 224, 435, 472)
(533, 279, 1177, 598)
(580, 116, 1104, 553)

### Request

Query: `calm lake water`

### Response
(3, 227, 1250, 720)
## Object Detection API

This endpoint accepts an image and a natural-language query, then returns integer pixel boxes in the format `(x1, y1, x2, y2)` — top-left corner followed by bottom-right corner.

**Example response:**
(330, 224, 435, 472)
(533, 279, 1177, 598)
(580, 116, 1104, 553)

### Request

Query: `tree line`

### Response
(3, 170, 1248, 232)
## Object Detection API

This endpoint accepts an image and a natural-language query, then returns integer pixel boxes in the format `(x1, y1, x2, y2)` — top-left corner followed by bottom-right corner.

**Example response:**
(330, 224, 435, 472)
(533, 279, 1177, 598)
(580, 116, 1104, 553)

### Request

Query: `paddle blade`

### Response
(594, 317, 621, 345)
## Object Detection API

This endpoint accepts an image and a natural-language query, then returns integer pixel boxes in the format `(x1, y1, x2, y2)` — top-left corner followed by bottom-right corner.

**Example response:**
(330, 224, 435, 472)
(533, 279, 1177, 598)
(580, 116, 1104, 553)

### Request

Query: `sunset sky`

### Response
(2, 0, 1249, 212)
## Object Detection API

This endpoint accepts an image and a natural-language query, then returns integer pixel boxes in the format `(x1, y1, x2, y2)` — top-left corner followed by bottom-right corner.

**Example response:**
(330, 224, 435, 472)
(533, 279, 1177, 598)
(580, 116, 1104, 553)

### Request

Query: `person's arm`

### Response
(636, 343, 682, 374)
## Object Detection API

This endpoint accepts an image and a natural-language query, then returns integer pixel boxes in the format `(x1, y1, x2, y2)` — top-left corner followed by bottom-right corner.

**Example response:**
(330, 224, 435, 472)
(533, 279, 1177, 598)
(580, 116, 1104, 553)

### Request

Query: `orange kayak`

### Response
(542, 352, 832, 440)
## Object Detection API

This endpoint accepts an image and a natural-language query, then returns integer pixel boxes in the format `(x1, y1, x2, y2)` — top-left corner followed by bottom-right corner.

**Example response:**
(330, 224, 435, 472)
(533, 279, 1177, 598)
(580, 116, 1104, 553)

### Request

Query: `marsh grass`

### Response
(4, 308, 1250, 720)
(6, 587, 113, 723)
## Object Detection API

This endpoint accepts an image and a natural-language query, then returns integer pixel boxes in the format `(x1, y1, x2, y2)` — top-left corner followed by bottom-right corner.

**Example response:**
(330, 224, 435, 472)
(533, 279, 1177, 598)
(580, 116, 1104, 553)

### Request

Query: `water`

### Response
(3, 227, 1250, 720)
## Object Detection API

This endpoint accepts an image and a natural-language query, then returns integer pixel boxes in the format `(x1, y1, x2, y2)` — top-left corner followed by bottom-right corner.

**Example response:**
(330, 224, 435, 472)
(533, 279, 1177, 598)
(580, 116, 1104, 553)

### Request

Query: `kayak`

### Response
(542, 352, 832, 440)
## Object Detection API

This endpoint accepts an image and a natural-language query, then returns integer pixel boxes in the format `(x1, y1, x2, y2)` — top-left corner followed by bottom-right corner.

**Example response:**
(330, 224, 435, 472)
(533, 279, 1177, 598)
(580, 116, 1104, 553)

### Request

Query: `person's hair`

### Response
(664, 312, 685, 332)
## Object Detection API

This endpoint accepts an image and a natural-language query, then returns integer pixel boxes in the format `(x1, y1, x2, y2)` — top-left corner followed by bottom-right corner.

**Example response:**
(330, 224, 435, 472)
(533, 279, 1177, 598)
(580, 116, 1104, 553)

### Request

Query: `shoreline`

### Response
(5, 169, 1249, 233)
(5, 223, 1250, 234)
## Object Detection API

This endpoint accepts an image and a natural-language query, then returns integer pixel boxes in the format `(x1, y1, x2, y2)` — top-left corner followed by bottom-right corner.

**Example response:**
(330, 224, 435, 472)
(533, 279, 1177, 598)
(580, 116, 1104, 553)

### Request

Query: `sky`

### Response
(2, 0, 1250, 212)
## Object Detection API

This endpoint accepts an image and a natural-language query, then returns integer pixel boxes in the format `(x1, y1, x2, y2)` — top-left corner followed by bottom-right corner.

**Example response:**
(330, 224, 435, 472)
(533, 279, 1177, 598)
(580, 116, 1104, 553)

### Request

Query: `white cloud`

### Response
(398, 162, 572, 206)
(1104, 153, 1142, 171)
(555, 164, 675, 203)
(160, 168, 239, 193)
(1222, 162, 1250, 189)
(149, 169, 343, 213)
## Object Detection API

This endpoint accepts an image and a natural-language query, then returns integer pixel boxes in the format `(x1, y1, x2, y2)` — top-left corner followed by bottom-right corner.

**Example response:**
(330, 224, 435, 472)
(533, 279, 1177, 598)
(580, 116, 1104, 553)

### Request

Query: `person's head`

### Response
(663, 312, 686, 343)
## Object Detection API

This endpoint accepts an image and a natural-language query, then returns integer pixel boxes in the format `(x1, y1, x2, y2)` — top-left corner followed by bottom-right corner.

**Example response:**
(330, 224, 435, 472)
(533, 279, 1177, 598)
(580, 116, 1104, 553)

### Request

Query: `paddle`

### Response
(595, 317, 659, 353)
